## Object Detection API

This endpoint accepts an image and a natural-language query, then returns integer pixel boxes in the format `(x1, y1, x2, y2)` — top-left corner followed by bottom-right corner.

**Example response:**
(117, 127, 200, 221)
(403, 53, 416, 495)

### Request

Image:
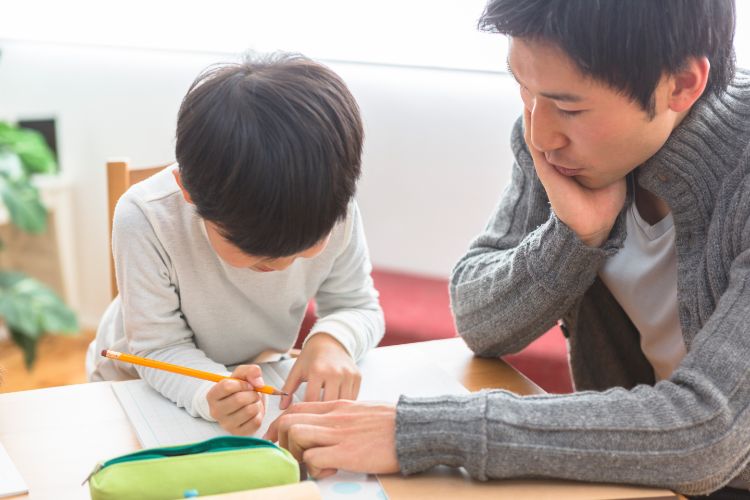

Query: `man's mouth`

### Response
(551, 163, 582, 177)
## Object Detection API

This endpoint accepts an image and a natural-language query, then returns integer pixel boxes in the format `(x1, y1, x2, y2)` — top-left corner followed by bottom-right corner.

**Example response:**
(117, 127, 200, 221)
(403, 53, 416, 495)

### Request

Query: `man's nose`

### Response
(530, 103, 567, 152)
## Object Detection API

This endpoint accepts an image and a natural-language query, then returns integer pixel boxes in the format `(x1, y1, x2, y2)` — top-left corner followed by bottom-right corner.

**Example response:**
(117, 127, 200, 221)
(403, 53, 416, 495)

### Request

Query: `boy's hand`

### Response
(280, 333, 361, 410)
(523, 107, 626, 247)
(207, 364, 266, 435)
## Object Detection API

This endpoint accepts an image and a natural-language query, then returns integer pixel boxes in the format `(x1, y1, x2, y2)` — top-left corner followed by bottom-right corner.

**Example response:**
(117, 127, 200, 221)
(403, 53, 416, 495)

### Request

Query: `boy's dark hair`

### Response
(479, 0, 736, 116)
(176, 53, 363, 257)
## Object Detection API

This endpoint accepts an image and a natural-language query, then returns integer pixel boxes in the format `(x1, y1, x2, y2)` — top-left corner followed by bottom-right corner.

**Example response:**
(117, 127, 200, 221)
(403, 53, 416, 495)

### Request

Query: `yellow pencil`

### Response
(101, 349, 288, 396)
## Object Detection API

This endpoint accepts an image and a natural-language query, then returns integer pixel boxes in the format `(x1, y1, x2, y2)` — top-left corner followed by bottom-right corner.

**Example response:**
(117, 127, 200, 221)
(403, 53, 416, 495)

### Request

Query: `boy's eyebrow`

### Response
(506, 57, 584, 103)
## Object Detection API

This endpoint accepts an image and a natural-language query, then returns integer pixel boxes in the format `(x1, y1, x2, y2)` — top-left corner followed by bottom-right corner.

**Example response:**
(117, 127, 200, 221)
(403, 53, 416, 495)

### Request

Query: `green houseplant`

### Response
(0, 121, 78, 368)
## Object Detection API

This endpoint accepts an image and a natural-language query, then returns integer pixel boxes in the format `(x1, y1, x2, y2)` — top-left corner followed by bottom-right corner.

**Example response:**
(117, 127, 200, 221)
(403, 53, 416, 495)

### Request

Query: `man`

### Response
(266, 1, 750, 497)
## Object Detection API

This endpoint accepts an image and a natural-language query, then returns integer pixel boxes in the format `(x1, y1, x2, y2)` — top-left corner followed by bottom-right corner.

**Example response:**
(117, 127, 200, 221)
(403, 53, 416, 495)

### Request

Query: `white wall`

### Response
(0, 40, 520, 328)
(8, 2, 743, 330)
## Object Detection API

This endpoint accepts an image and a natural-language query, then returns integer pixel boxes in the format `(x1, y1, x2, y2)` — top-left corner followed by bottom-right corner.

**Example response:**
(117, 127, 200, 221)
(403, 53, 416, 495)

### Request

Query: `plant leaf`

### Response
(0, 271, 78, 369)
(0, 172, 47, 233)
(0, 122, 57, 175)
(9, 326, 37, 370)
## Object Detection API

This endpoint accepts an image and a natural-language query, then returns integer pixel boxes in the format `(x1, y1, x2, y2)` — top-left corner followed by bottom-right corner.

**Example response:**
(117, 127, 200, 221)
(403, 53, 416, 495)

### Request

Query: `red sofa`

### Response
(297, 268, 573, 394)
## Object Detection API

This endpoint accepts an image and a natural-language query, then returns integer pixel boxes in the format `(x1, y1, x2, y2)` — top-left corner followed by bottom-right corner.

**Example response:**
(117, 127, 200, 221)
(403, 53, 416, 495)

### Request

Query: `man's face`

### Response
(507, 37, 680, 189)
(204, 221, 331, 272)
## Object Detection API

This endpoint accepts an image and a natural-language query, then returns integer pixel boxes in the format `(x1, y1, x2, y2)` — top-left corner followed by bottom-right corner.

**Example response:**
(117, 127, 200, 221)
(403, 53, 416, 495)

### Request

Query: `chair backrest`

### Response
(107, 159, 170, 298)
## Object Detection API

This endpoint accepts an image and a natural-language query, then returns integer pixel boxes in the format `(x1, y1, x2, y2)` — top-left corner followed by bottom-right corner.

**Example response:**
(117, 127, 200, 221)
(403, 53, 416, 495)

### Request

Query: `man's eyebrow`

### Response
(505, 57, 584, 103)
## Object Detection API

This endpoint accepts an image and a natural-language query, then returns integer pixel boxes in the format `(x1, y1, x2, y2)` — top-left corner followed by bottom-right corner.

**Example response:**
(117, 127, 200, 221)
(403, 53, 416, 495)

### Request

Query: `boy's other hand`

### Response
(280, 333, 361, 410)
(523, 107, 626, 248)
(207, 364, 266, 435)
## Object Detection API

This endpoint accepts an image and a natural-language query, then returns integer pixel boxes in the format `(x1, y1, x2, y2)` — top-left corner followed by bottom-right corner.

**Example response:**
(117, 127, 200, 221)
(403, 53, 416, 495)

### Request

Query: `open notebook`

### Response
(112, 348, 468, 447)
(112, 348, 469, 499)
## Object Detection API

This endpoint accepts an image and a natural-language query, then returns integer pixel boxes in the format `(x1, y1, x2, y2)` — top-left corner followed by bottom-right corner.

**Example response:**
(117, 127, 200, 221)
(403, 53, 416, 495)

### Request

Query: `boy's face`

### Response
(204, 221, 331, 271)
(507, 37, 686, 190)
(172, 169, 330, 271)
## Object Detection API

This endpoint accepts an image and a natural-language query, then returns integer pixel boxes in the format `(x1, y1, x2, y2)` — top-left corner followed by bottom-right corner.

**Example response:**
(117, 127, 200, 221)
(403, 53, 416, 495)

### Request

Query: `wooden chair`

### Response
(106, 159, 171, 298)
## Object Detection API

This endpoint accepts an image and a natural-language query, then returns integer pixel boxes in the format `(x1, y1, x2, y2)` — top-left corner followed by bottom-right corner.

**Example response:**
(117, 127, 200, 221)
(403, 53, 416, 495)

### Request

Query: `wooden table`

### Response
(0, 338, 679, 499)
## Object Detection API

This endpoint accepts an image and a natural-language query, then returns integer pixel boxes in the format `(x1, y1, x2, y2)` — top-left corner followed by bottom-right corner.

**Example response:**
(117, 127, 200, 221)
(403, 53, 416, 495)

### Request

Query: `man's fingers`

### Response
(307, 467, 338, 479)
(269, 409, 343, 449)
(264, 400, 350, 441)
(278, 414, 328, 451)
(286, 423, 338, 462)
(303, 446, 345, 478)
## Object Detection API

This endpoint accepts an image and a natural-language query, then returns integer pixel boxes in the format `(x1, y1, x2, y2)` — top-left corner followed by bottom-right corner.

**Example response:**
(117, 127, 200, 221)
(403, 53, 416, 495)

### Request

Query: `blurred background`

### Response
(0, 0, 748, 393)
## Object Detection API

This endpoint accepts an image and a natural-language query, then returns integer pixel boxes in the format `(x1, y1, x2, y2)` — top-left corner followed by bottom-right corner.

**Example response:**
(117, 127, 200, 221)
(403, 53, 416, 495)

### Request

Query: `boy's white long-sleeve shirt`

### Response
(87, 165, 384, 420)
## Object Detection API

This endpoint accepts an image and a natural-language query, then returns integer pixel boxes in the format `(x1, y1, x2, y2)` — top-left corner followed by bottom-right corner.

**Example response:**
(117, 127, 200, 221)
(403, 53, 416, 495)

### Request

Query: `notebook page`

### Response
(112, 350, 467, 448)
(111, 361, 298, 449)
(0, 442, 27, 498)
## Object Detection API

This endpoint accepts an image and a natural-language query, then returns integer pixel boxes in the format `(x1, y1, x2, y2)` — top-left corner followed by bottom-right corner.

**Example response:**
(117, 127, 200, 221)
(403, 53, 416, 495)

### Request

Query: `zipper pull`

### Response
(81, 462, 103, 486)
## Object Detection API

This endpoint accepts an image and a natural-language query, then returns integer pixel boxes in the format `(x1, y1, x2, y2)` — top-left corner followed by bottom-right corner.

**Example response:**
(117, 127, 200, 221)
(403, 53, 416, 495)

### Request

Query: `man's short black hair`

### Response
(479, 0, 736, 115)
(175, 53, 363, 258)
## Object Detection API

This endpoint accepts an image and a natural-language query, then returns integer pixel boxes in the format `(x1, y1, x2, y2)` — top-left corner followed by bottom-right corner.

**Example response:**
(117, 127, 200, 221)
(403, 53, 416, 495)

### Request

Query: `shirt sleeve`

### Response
(112, 194, 224, 421)
(450, 117, 626, 357)
(305, 202, 385, 361)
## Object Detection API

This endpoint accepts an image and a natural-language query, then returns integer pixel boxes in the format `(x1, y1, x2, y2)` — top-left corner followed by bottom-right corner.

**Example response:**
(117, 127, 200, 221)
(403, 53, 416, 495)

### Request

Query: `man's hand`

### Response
(264, 400, 399, 478)
(206, 364, 265, 435)
(279, 333, 361, 410)
(524, 107, 626, 247)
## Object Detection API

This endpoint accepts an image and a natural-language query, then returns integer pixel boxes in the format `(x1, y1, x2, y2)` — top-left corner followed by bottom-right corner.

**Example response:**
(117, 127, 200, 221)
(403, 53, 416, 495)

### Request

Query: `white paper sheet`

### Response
(0, 442, 27, 498)
(112, 359, 300, 447)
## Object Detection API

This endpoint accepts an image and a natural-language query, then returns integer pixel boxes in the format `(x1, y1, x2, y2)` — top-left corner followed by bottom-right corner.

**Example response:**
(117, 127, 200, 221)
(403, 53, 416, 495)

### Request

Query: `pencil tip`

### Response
(100, 349, 108, 357)
(275, 390, 289, 396)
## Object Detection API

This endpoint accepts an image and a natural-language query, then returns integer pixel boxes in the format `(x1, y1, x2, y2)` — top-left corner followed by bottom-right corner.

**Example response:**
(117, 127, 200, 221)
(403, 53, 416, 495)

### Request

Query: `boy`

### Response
(266, 1, 750, 497)
(87, 53, 384, 436)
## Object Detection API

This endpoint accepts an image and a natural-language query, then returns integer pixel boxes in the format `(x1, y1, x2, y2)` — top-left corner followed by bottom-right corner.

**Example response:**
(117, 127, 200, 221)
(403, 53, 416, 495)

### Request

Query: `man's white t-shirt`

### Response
(599, 200, 686, 381)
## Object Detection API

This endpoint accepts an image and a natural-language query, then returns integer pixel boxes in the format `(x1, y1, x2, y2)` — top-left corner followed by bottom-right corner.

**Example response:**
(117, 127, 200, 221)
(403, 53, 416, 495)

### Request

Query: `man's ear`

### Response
(668, 56, 710, 113)
(172, 169, 194, 204)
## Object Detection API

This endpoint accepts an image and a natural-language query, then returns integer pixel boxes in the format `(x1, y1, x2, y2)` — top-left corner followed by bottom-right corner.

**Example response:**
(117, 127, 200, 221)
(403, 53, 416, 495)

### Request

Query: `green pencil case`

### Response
(86, 436, 299, 500)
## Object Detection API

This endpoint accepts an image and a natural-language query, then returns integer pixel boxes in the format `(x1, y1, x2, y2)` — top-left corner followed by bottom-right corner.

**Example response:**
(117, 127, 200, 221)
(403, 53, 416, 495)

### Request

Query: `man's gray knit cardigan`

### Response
(395, 69, 750, 495)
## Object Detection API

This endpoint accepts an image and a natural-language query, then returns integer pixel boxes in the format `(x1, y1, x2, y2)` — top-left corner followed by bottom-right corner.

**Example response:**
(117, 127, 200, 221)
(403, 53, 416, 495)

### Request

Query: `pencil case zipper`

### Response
(83, 436, 276, 485)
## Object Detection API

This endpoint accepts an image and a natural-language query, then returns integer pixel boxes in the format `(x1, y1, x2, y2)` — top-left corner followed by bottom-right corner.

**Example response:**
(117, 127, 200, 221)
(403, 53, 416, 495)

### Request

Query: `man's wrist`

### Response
(577, 225, 615, 248)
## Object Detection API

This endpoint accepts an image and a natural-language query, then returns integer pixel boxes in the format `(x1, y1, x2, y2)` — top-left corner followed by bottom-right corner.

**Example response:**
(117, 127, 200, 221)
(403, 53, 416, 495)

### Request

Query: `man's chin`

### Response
(574, 175, 617, 190)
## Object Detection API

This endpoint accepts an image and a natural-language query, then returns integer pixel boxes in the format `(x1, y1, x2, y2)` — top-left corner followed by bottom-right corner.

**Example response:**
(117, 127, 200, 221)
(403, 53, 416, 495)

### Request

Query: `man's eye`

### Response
(558, 108, 584, 117)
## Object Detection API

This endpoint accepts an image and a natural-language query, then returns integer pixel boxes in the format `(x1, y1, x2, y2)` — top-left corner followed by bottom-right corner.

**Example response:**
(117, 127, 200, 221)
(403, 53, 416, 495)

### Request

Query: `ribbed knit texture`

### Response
(396, 70, 750, 495)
